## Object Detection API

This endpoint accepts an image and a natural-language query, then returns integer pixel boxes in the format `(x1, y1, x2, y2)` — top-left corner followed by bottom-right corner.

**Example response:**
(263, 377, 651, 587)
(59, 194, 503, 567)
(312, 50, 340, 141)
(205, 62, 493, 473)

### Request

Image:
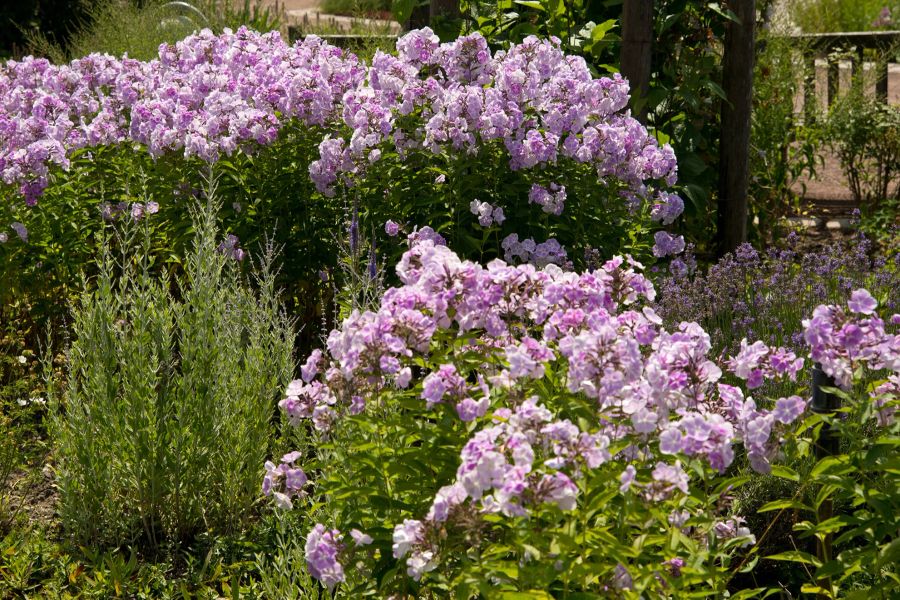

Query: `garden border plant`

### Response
(259, 231, 900, 597)
(48, 175, 295, 547)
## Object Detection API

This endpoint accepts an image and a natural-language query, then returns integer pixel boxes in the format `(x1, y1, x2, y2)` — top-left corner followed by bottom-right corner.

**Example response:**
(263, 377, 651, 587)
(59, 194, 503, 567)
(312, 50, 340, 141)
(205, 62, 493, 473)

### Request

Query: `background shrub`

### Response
(749, 34, 821, 240)
(827, 84, 900, 215)
(790, 0, 900, 33)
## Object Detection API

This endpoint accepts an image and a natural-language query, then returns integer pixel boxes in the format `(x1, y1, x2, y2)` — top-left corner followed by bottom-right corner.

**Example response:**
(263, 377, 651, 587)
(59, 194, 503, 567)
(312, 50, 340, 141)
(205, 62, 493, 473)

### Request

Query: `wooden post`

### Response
(430, 0, 459, 35)
(888, 63, 900, 105)
(814, 58, 829, 114)
(407, 2, 430, 30)
(837, 60, 852, 100)
(716, 0, 756, 255)
(792, 49, 806, 123)
(862, 62, 877, 99)
(619, 0, 654, 124)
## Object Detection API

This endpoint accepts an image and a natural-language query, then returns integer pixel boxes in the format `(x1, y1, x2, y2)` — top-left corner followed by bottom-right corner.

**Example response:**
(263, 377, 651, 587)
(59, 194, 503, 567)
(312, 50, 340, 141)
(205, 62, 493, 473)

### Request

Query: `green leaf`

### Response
(800, 583, 832, 596)
(810, 455, 852, 478)
(679, 152, 708, 177)
(766, 550, 822, 567)
(705, 80, 728, 101)
(392, 0, 416, 24)
(729, 588, 774, 600)
(770, 465, 800, 482)
(738, 555, 759, 573)
(592, 19, 617, 42)
(878, 537, 900, 569)
(759, 498, 812, 513)
(495, 591, 554, 599)
(816, 559, 849, 579)
(512, 0, 545, 10)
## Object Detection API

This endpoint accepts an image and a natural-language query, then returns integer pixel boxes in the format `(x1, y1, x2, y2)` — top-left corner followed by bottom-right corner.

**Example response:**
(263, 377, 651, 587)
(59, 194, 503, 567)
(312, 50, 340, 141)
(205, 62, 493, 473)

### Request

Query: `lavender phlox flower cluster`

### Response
(501, 233, 567, 267)
(715, 383, 808, 473)
(659, 414, 735, 473)
(422, 363, 464, 405)
(650, 191, 684, 225)
(305, 524, 346, 590)
(392, 519, 436, 581)
(803, 290, 900, 389)
(405, 225, 446, 248)
(390, 398, 607, 580)
(617, 460, 691, 501)
(279, 239, 800, 477)
(279, 377, 338, 430)
(262, 451, 307, 510)
(1, 28, 365, 202)
(652, 231, 685, 258)
(711, 516, 755, 548)
(9, 222, 26, 242)
(308, 29, 681, 227)
(384, 219, 401, 237)
(469, 199, 506, 227)
(271, 240, 850, 583)
(726, 339, 804, 389)
(128, 201, 159, 221)
(528, 183, 566, 216)
(264, 244, 900, 587)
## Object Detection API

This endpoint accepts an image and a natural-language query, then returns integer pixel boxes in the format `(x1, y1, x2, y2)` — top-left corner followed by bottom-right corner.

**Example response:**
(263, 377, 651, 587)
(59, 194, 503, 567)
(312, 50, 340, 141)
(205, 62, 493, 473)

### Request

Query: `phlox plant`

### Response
(257, 230, 900, 597)
(311, 28, 684, 269)
(48, 182, 294, 547)
(655, 235, 900, 595)
(1, 27, 685, 347)
(0, 28, 365, 341)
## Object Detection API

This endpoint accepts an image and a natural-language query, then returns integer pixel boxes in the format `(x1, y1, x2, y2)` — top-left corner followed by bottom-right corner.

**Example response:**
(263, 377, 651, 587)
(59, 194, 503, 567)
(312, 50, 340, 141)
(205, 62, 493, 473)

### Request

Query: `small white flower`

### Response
(17, 355, 26, 364)
(273, 491, 294, 510)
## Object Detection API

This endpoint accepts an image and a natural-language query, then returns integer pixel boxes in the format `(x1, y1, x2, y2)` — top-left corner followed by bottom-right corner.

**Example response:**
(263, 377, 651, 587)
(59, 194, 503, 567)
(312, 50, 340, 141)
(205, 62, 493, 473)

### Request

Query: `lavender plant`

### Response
(655, 234, 900, 359)
(49, 180, 294, 547)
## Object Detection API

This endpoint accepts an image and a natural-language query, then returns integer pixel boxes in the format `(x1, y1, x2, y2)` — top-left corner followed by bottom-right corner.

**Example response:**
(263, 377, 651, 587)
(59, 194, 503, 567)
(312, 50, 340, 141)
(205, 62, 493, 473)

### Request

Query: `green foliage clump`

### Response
(749, 35, 821, 239)
(50, 183, 294, 547)
(320, 0, 392, 18)
(28, 0, 283, 62)
(791, 0, 900, 33)
(827, 85, 900, 216)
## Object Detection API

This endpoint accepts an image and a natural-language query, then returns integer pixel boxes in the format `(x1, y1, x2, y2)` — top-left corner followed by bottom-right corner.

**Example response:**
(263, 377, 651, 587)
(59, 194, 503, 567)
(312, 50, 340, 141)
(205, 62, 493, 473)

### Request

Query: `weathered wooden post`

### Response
(810, 363, 840, 599)
(430, 0, 459, 33)
(407, 1, 430, 31)
(620, 0, 654, 124)
(716, 0, 756, 255)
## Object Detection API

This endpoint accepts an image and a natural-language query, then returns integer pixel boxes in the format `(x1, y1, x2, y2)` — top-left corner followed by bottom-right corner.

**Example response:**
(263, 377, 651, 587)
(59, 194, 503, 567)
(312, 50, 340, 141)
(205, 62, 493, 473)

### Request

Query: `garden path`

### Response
(260, 0, 400, 31)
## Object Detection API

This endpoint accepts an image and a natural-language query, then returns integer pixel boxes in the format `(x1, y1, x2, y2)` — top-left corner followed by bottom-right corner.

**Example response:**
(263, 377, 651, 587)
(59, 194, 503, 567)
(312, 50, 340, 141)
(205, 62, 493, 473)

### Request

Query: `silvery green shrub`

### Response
(51, 189, 294, 547)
